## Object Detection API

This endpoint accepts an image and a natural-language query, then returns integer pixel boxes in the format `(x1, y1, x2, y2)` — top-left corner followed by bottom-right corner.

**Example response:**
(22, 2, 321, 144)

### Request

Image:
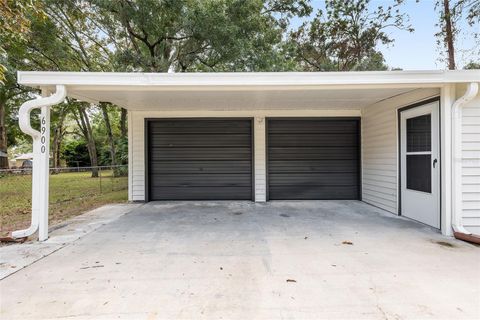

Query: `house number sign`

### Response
(41, 116, 47, 154)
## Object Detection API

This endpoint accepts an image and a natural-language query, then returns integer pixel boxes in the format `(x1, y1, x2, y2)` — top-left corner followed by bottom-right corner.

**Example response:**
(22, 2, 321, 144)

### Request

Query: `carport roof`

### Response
(17, 70, 480, 110)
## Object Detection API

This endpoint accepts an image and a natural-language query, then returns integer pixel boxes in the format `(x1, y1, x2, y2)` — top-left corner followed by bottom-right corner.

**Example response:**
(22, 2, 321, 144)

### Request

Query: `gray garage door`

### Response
(267, 118, 360, 200)
(147, 119, 253, 200)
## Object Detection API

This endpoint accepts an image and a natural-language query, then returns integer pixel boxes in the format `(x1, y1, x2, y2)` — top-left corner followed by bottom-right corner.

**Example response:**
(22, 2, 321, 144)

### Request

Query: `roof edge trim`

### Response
(17, 70, 480, 88)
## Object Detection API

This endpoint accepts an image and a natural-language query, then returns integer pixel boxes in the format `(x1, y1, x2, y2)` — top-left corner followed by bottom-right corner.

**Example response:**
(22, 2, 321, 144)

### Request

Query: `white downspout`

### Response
(451, 82, 478, 235)
(12, 85, 67, 240)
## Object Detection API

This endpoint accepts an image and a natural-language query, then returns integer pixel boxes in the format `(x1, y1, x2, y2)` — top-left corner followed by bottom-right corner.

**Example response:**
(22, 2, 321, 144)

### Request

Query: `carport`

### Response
(13, 70, 480, 240)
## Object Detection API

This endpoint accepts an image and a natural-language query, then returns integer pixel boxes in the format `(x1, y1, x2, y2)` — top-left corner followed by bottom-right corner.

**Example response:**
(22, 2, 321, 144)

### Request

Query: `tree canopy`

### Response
(289, 0, 413, 71)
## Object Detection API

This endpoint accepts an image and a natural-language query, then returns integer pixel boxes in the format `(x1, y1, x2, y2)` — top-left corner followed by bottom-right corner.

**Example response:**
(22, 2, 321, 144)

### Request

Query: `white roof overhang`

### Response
(17, 70, 480, 110)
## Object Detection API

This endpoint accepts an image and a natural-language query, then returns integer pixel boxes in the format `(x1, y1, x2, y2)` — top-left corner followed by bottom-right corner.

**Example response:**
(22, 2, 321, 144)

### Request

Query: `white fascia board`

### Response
(17, 70, 480, 89)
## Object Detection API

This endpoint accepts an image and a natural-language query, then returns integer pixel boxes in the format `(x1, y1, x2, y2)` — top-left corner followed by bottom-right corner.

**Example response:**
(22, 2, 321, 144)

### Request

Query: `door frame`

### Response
(144, 117, 255, 202)
(397, 97, 441, 227)
(265, 117, 361, 201)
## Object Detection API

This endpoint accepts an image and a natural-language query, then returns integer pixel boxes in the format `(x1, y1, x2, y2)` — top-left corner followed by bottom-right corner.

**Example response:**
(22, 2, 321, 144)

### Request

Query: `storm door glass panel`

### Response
(407, 114, 431, 152)
(406, 155, 431, 192)
(406, 114, 432, 193)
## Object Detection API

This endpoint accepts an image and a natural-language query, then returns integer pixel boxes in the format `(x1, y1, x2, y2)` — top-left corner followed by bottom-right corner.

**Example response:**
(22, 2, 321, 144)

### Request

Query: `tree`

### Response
(435, 0, 479, 69)
(73, 103, 99, 177)
(51, 103, 72, 168)
(441, 0, 456, 69)
(26, 0, 117, 174)
(0, 0, 103, 170)
(289, 0, 413, 71)
(62, 139, 90, 167)
(0, 0, 46, 168)
(0, 0, 45, 82)
(91, 0, 311, 72)
(0, 68, 29, 168)
(99, 102, 117, 173)
(464, 61, 480, 69)
(120, 108, 127, 139)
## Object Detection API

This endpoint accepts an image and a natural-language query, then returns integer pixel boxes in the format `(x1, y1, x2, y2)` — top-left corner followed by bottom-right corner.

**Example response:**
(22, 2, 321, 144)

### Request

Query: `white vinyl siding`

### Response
(361, 88, 441, 214)
(129, 111, 145, 201)
(254, 117, 267, 202)
(461, 90, 480, 234)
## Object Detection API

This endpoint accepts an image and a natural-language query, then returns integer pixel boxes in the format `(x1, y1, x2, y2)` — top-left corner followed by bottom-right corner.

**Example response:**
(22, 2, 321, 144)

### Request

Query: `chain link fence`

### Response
(0, 165, 128, 236)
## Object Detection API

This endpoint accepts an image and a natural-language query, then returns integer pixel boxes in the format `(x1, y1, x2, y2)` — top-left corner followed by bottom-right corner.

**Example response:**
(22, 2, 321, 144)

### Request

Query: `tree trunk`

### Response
(0, 101, 8, 169)
(100, 103, 117, 176)
(75, 105, 98, 177)
(443, 0, 456, 70)
(52, 106, 67, 170)
(120, 108, 127, 139)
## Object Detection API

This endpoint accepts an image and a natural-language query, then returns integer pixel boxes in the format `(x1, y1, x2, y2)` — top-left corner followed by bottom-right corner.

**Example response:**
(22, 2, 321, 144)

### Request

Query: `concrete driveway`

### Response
(1, 201, 479, 319)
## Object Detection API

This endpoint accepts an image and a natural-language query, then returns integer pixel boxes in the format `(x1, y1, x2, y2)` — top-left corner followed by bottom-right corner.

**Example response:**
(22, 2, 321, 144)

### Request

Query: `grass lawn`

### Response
(0, 171, 127, 237)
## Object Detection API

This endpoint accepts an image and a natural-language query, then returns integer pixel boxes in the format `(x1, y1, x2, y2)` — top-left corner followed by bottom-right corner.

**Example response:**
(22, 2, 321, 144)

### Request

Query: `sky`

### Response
(291, 0, 479, 70)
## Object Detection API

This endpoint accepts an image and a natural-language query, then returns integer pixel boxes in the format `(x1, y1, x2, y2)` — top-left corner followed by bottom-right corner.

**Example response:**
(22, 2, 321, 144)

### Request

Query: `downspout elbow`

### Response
(18, 85, 67, 139)
(451, 82, 478, 236)
(12, 85, 67, 239)
(452, 83, 478, 119)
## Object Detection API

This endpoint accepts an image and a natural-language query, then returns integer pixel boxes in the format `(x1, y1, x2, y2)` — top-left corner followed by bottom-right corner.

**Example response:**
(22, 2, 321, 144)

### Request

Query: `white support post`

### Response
(440, 85, 455, 236)
(38, 93, 51, 241)
(12, 85, 66, 241)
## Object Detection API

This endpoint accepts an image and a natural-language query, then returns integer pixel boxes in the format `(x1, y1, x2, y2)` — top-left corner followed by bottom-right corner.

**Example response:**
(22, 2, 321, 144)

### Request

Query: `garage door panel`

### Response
(269, 186, 359, 200)
(269, 173, 358, 185)
(150, 147, 252, 160)
(148, 119, 252, 200)
(150, 134, 251, 147)
(150, 173, 252, 187)
(150, 187, 252, 200)
(268, 147, 358, 160)
(269, 160, 358, 172)
(150, 160, 252, 174)
(149, 120, 250, 134)
(267, 119, 360, 200)
(269, 133, 358, 147)
(268, 120, 358, 133)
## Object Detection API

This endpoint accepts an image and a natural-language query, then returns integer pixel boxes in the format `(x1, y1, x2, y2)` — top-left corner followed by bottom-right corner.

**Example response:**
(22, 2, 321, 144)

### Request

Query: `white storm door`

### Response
(400, 101, 440, 228)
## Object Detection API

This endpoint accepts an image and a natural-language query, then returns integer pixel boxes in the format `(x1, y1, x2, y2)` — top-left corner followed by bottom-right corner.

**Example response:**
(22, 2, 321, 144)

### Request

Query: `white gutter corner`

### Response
(12, 85, 67, 239)
(451, 82, 479, 235)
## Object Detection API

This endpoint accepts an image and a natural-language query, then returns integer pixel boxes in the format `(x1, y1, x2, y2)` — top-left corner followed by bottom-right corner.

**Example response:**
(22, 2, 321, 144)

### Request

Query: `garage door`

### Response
(267, 118, 360, 200)
(147, 119, 253, 200)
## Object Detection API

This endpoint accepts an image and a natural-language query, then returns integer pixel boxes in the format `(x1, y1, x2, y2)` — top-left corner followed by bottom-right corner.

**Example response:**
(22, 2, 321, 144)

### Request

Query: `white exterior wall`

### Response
(254, 117, 267, 202)
(460, 87, 480, 234)
(128, 110, 145, 201)
(361, 88, 441, 214)
(128, 109, 360, 202)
